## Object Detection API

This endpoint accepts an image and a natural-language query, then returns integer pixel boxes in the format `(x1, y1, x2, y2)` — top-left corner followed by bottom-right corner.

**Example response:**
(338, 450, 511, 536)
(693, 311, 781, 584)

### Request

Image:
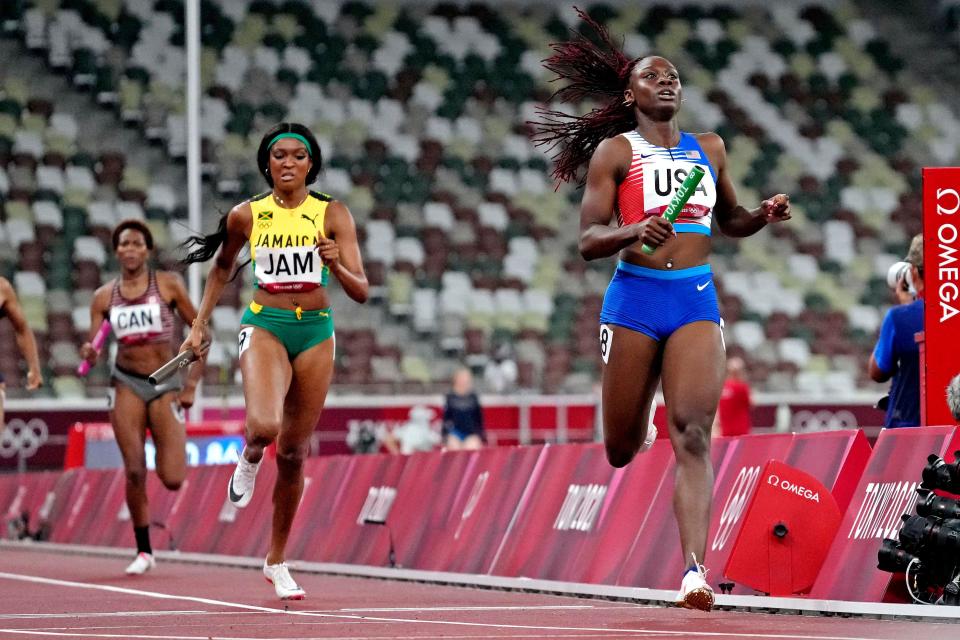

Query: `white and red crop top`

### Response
(616, 130, 717, 235)
(108, 271, 175, 346)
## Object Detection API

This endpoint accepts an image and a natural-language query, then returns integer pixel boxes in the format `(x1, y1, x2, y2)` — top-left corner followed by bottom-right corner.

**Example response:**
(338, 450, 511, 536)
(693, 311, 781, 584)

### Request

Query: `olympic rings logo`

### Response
(0, 418, 49, 458)
(791, 409, 858, 432)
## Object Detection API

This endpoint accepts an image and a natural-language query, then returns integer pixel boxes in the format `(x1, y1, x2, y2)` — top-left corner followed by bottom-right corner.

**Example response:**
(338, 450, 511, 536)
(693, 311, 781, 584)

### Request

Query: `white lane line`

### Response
(339, 605, 597, 612)
(0, 633, 635, 639)
(0, 572, 898, 640)
(0, 611, 209, 620)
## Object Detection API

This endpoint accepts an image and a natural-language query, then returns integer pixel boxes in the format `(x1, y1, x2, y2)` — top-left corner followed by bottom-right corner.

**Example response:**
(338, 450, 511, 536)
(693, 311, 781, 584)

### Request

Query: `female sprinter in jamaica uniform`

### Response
(181, 123, 368, 600)
(531, 11, 790, 611)
(80, 219, 203, 575)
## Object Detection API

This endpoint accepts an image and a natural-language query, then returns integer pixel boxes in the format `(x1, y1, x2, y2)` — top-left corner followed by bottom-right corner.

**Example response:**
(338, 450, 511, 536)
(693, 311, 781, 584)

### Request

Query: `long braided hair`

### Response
(530, 7, 640, 185)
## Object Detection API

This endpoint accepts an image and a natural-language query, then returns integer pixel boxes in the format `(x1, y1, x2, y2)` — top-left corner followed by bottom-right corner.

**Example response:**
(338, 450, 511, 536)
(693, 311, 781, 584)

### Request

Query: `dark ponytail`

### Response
(180, 212, 251, 280)
(181, 212, 228, 265)
(529, 7, 639, 185)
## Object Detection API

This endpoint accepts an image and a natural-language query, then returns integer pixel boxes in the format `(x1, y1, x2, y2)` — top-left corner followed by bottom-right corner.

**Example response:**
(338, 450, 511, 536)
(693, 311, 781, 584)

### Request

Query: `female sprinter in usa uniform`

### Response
(80, 219, 203, 575)
(532, 12, 790, 610)
(182, 123, 368, 600)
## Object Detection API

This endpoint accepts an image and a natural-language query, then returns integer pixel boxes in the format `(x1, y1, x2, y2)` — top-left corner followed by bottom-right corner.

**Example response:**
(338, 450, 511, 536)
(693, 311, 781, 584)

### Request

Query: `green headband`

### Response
(268, 132, 312, 156)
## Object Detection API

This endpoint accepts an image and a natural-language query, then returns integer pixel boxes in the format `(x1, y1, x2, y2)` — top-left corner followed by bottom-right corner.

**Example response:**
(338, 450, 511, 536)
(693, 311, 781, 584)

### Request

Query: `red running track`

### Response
(0, 547, 953, 639)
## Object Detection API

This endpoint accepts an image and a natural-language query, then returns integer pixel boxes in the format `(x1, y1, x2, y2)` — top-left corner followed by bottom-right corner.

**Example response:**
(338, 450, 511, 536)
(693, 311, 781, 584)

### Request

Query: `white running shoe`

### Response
(639, 423, 658, 453)
(676, 553, 714, 611)
(263, 561, 306, 600)
(125, 552, 156, 575)
(227, 451, 261, 508)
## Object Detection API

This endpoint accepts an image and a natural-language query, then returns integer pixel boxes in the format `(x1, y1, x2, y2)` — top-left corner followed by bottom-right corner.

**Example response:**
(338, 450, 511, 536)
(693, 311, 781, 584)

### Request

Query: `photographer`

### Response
(948, 374, 960, 422)
(869, 234, 923, 428)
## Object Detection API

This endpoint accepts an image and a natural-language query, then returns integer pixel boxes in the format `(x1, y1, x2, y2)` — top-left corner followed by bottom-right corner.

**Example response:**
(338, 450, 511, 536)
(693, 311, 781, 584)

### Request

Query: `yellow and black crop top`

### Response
(249, 191, 331, 293)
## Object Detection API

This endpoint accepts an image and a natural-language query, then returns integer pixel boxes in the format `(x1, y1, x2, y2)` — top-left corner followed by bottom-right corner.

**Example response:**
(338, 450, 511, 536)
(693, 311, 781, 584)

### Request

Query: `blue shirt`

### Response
(873, 299, 924, 428)
(442, 392, 484, 439)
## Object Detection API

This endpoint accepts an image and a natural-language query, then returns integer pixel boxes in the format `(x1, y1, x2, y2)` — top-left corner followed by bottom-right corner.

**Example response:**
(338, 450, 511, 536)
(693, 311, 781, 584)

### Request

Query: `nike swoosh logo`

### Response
(641, 153, 655, 158)
(228, 474, 244, 503)
(697, 282, 710, 291)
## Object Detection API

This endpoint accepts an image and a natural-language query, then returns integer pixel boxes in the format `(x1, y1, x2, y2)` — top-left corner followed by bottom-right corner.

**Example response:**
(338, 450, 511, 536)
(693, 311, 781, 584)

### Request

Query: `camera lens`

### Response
(878, 538, 919, 572)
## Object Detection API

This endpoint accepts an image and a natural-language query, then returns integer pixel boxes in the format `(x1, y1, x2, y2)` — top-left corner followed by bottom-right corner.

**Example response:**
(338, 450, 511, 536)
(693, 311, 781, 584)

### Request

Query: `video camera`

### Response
(877, 451, 960, 605)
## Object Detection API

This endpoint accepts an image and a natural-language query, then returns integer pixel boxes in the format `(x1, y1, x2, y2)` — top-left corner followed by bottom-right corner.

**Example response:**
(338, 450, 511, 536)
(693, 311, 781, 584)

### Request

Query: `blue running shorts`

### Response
(599, 261, 721, 343)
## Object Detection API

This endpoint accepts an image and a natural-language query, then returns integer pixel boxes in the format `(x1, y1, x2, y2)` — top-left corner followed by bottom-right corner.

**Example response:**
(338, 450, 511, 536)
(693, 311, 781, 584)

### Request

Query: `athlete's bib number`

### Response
(110, 302, 163, 342)
(599, 324, 613, 364)
(254, 246, 322, 292)
(238, 327, 253, 358)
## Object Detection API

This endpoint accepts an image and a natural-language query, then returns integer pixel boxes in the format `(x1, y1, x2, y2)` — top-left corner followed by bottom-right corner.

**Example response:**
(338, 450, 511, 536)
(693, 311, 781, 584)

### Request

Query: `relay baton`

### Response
(77, 320, 111, 377)
(641, 165, 706, 255)
(148, 341, 210, 386)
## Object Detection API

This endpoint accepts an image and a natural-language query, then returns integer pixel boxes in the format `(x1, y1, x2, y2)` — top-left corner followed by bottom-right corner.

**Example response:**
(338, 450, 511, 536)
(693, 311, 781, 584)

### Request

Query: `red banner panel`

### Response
(290, 453, 409, 565)
(724, 460, 842, 595)
(285, 455, 354, 560)
(386, 448, 486, 569)
(48, 468, 128, 546)
(1, 470, 62, 539)
(487, 444, 620, 579)
(160, 465, 252, 555)
(550, 441, 675, 584)
(922, 167, 960, 427)
(784, 429, 872, 514)
(810, 426, 957, 602)
(614, 438, 734, 589)
(400, 445, 546, 574)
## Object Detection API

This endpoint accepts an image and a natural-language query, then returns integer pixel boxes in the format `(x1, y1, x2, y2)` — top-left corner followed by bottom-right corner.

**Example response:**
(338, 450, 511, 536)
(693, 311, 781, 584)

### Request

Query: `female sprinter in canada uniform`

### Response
(81, 219, 202, 574)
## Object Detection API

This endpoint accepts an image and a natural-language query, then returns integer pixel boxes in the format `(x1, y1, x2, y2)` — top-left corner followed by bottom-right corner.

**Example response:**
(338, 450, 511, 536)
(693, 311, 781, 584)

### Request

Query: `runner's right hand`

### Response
(633, 216, 675, 248)
(79, 341, 97, 363)
(181, 322, 209, 358)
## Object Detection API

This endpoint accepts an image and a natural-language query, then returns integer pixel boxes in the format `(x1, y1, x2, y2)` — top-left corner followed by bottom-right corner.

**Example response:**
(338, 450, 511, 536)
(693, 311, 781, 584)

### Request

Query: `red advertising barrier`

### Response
(702, 434, 797, 589)
(162, 464, 267, 556)
(2, 429, 887, 600)
(810, 426, 958, 602)
(288, 453, 409, 565)
(47, 468, 128, 546)
(285, 455, 354, 560)
(724, 460, 842, 595)
(487, 443, 621, 579)
(384, 448, 491, 570)
(488, 442, 676, 584)
(0, 470, 62, 538)
(922, 167, 960, 427)
(784, 430, 871, 514)
(397, 445, 546, 574)
(613, 438, 735, 590)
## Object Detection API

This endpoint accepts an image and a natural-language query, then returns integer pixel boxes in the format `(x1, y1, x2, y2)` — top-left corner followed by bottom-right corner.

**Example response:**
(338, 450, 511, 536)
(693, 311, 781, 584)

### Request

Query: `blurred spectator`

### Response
(714, 357, 753, 437)
(869, 234, 924, 428)
(483, 344, 518, 393)
(383, 405, 441, 455)
(346, 421, 387, 454)
(948, 373, 960, 422)
(443, 368, 485, 450)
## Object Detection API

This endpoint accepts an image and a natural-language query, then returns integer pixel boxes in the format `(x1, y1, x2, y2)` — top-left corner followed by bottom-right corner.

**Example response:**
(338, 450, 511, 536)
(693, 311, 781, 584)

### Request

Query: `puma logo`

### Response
(697, 282, 710, 291)
(301, 213, 318, 226)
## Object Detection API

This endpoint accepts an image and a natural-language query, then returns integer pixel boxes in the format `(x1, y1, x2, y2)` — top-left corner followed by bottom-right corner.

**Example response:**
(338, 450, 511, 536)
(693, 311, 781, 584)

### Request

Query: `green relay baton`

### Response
(641, 165, 706, 255)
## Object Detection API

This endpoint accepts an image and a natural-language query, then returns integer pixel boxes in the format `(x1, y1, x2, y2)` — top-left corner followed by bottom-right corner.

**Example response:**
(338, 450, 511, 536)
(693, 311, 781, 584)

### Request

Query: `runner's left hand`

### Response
(177, 385, 196, 410)
(761, 194, 791, 223)
(26, 369, 43, 390)
(317, 236, 339, 270)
